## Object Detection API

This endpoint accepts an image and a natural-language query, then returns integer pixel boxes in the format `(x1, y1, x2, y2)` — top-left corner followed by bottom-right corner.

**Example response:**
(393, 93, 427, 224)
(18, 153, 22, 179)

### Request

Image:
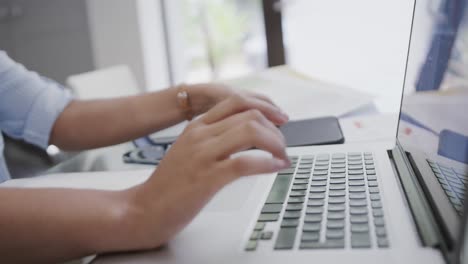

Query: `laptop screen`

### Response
(396, 0, 468, 262)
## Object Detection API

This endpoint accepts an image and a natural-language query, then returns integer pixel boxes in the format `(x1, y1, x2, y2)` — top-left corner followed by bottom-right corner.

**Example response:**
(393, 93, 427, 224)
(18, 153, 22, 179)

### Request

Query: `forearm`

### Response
(50, 87, 187, 150)
(0, 188, 134, 263)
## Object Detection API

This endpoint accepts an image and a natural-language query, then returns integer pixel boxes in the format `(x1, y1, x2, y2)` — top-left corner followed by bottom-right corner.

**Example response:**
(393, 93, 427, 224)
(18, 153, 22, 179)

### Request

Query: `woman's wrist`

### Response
(187, 83, 227, 116)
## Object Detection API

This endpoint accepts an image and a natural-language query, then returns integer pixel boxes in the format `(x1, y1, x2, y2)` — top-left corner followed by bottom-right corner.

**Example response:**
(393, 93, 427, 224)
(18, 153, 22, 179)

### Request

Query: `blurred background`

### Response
(0, 0, 435, 111)
(0, 0, 442, 178)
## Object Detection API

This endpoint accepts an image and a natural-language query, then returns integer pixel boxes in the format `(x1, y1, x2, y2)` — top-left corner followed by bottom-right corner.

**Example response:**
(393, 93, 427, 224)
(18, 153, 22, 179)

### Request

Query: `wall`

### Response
(284, 0, 438, 113)
(86, 0, 170, 91)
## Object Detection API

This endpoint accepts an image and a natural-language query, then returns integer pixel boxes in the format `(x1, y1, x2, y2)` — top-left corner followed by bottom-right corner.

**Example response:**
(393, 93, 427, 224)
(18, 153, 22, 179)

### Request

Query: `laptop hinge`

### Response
(388, 146, 443, 248)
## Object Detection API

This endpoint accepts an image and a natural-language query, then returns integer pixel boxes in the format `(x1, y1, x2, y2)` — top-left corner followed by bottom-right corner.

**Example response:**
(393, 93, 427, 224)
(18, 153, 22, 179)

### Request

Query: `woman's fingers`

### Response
(209, 116, 288, 161)
(199, 95, 288, 126)
(205, 109, 285, 143)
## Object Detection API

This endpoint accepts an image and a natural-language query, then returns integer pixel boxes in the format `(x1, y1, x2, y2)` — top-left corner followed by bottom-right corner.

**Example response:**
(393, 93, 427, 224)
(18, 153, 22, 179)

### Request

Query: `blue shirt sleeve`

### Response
(0, 51, 73, 149)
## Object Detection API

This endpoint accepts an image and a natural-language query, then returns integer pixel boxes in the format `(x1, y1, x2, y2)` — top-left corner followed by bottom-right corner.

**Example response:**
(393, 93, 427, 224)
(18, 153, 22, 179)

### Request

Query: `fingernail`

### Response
(274, 159, 289, 170)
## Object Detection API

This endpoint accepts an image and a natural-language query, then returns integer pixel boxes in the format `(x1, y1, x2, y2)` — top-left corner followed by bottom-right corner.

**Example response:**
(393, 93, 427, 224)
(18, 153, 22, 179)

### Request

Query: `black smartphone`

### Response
(280, 116, 345, 147)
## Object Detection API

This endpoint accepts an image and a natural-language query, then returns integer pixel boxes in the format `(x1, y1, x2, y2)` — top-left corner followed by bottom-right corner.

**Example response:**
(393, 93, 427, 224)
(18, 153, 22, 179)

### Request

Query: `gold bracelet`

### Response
(176, 84, 194, 121)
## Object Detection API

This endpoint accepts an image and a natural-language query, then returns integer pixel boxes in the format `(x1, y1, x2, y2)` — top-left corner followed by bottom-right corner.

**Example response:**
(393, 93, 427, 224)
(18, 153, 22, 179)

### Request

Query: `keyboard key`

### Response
(374, 217, 385, 227)
(283, 211, 302, 219)
(351, 233, 371, 248)
(373, 209, 384, 217)
(328, 204, 346, 212)
(292, 184, 308, 191)
(349, 175, 365, 181)
(300, 240, 344, 249)
(312, 176, 328, 181)
(351, 224, 369, 233)
(309, 187, 326, 193)
(349, 170, 364, 175)
(261, 231, 274, 240)
(348, 161, 363, 165)
(316, 154, 330, 161)
(326, 229, 345, 239)
(281, 219, 299, 228)
(348, 165, 364, 170)
(250, 231, 261, 240)
(350, 215, 368, 224)
(350, 207, 368, 215)
(350, 193, 367, 199)
(314, 165, 329, 171)
(327, 220, 345, 229)
(375, 227, 387, 237)
(332, 153, 346, 159)
(254, 222, 265, 231)
(330, 178, 346, 184)
(367, 175, 377, 181)
(309, 193, 326, 199)
(258, 213, 279, 222)
(329, 185, 346, 191)
(370, 194, 381, 201)
(266, 174, 294, 204)
(307, 199, 325, 207)
(274, 228, 297, 250)
(294, 179, 309, 185)
(245, 240, 257, 251)
(301, 232, 320, 242)
(286, 204, 303, 211)
(295, 174, 310, 180)
(289, 190, 307, 197)
(262, 204, 283, 213)
(329, 190, 346, 197)
(329, 197, 346, 204)
(288, 197, 305, 204)
(349, 186, 366, 193)
(303, 223, 321, 232)
(331, 163, 346, 169)
(367, 170, 376, 175)
(371, 201, 383, 208)
(368, 181, 378, 187)
(311, 181, 327, 187)
(377, 237, 389, 248)
(330, 174, 346, 179)
(306, 207, 323, 214)
(331, 168, 346, 174)
(313, 171, 328, 176)
(304, 214, 323, 223)
(350, 199, 367, 207)
(349, 181, 365, 186)
(369, 187, 380, 193)
(327, 212, 345, 220)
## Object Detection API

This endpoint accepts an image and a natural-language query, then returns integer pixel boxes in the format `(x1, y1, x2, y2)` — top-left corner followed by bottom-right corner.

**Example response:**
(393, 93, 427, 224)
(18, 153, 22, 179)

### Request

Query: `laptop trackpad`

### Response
(203, 176, 259, 212)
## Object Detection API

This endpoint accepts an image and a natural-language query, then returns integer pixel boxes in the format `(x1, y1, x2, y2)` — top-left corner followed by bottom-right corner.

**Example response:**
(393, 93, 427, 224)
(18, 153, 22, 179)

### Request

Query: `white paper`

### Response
(228, 68, 374, 121)
(339, 114, 398, 143)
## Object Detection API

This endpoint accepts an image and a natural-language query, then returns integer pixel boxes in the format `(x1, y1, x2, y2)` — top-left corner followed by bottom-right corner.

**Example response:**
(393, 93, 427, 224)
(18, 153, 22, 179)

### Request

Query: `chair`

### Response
(66, 65, 142, 99)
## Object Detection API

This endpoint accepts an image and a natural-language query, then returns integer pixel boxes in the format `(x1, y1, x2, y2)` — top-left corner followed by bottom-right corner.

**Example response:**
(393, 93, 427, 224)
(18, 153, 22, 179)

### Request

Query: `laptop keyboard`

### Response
(427, 159, 467, 215)
(245, 152, 389, 251)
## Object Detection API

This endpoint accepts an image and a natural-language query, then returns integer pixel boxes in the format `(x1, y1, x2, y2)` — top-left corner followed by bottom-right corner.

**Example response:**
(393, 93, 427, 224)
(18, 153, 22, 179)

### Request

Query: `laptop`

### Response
(95, 1, 468, 263)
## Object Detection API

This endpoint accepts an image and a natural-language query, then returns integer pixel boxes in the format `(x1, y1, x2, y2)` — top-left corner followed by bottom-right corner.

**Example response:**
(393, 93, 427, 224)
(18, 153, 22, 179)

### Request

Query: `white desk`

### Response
(0, 66, 398, 263)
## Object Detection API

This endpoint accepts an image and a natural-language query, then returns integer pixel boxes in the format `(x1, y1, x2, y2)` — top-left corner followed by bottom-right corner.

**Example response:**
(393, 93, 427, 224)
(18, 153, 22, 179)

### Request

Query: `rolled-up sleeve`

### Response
(0, 51, 73, 149)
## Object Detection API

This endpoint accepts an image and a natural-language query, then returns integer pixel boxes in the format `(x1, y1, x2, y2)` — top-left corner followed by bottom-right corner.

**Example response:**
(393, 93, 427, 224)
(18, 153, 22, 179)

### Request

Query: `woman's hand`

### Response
(122, 94, 290, 250)
(189, 83, 287, 125)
